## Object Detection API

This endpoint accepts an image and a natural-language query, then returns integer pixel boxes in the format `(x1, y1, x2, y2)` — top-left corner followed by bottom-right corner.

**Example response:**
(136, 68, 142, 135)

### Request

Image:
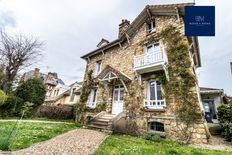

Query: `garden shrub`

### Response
(217, 104, 232, 141)
(0, 95, 24, 117)
(0, 89, 7, 106)
(16, 78, 46, 116)
(144, 133, 162, 143)
(36, 105, 74, 119)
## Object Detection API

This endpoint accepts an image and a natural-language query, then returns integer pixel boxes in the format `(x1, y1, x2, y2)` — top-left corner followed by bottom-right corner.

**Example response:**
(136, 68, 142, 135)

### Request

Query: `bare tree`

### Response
(0, 31, 44, 92)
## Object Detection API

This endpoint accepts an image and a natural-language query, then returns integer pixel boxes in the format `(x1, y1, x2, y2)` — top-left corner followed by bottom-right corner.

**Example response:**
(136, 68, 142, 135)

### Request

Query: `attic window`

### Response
(148, 21, 156, 33)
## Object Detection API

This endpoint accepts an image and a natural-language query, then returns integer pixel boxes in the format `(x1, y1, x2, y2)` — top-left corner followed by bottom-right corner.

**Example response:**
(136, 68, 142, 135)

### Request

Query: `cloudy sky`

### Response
(0, 0, 231, 95)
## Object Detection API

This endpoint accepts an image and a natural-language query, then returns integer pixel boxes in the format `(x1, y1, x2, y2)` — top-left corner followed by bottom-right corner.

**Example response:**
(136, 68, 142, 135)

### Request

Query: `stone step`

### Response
(92, 121, 109, 126)
(88, 124, 108, 130)
(95, 118, 112, 122)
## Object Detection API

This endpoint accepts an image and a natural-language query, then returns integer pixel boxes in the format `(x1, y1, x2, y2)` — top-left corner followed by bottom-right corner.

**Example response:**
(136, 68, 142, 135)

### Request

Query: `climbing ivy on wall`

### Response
(75, 69, 98, 124)
(124, 80, 143, 135)
(158, 24, 202, 143)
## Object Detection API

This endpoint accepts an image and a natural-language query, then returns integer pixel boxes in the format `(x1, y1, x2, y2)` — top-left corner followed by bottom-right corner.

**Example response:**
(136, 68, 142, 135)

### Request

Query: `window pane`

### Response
(153, 43, 160, 53)
(156, 82, 162, 100)
(120, 89, 124, 101)
(150, 122, 164, 132)
(113, 90, 118, 101)
(92, 89, 97, 102)
(147, 45, 153, 54)
(149, 81, 156, 100)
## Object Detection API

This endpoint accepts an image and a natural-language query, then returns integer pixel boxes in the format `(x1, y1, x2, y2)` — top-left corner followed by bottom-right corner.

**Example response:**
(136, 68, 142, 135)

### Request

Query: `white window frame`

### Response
(148, 21, 156, 33)
(69, 88, 76, 102)
(146, 42, 160, 54)
(88, 88, 97, 108)
(144, 80, 166, 109)
(93, 60, 102, 76)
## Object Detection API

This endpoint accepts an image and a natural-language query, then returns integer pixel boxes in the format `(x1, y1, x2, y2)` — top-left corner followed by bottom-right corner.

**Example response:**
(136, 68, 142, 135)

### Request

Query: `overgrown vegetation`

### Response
(124, 81, 143, 135)
(157, 24, 202, 143)
(75, 69, 98, 124)
(0, 89, 7, 105)
(217, 104, 232, 141)
(0, 122, 78, 151)
(95, 135, 231, 155)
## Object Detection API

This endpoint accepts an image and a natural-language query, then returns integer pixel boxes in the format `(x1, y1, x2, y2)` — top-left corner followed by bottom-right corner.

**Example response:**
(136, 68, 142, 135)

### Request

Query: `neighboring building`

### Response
(44, 82, 82, 105)
(20, 68, 65, 97)
(44, 72, 65, 97)
(200, 87, 224, 122)
(20, 68, 46, 82)
(80, 3, 208, 143)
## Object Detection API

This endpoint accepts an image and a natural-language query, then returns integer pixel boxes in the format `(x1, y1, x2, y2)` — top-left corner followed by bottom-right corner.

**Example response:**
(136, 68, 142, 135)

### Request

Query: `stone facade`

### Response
(81, 4, 208, 144)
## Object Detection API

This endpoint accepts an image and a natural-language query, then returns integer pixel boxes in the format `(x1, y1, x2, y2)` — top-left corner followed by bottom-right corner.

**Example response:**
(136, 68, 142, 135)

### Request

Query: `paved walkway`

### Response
(1, 129, 108, 155)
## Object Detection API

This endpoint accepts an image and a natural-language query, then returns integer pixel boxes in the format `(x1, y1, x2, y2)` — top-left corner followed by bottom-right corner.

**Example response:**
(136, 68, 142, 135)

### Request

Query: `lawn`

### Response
(0, 121, 78, 151)
(95, 135, 232, 155)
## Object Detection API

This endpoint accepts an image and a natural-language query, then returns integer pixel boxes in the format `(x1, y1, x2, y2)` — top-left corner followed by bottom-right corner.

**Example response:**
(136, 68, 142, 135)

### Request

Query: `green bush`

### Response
(16, 78, 46, 116)
(0, 95, 24, 117)
(217, 104, 232, 141)
(144, 133, 162, 143)
(0, 89, 8, 106)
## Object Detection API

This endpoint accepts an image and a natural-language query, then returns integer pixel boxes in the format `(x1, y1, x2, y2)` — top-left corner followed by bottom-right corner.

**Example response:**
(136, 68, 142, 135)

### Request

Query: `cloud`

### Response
(0, 9, 16, 28)
(1, 0, 231, 94)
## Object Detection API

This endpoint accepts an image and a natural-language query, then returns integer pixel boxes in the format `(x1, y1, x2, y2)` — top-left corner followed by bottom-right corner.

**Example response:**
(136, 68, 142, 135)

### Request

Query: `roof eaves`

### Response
(81, 39, 121, 59)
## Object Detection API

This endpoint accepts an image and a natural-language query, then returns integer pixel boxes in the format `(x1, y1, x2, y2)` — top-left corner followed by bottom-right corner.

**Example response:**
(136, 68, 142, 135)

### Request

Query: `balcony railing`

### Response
(144, 99, 166, 109)
(134, 51, 165, 69)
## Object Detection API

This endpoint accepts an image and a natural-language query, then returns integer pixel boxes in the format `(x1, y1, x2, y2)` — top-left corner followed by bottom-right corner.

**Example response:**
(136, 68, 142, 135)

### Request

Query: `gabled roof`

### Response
(97, 38, 110, 48)
(96, 65, 132, 81)
(80, 3, 201, 67)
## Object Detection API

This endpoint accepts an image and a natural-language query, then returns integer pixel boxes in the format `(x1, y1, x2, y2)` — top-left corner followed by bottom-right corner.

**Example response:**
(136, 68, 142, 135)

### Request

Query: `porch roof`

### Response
(200, 87, 224, 94)
(96, 65, 132, 82)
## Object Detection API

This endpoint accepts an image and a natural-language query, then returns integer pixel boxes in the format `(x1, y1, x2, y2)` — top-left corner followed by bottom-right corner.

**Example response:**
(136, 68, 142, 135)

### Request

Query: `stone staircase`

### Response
(88, 113, 115, 133)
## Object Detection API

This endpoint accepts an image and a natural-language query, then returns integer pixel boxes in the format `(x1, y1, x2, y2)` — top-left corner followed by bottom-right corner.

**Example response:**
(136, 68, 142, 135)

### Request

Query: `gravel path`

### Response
(190, 135, 232, 152)
(1, 129, 108, 155)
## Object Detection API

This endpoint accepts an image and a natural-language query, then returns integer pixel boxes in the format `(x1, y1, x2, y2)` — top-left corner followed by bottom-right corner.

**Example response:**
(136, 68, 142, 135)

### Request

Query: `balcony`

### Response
(144, 99, 166, 110)
(133, 51, 167, 74)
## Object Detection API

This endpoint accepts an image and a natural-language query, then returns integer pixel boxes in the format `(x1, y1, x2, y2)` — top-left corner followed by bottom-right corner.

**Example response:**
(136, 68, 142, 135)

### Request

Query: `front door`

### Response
(112, 85, 124, 115)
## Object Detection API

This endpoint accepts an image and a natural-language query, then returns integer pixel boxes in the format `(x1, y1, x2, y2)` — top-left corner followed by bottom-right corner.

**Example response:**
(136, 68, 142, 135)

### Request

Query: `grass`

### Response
(95, 135, 232, 155)
(0, 121, 78, 151)
(0, 117, 75, 123)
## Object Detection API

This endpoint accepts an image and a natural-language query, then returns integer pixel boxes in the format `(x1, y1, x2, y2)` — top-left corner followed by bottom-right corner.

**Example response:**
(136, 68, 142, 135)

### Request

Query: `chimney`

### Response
(118, 19, 130, 38)
(34, 68, 40, 77)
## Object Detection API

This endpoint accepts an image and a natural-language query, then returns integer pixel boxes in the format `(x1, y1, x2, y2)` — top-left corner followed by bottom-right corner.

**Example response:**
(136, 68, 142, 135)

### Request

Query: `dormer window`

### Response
(148, 21, 156, 33)
(93, 60, 102, 76)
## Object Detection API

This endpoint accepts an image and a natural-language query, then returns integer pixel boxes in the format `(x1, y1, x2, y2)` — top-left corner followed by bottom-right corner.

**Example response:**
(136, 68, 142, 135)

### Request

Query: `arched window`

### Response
(149, 121, 164, 132)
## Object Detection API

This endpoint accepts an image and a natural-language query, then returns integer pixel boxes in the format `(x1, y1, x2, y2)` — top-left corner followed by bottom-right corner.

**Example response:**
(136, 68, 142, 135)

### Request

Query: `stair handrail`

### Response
(112, 111, 126, 124)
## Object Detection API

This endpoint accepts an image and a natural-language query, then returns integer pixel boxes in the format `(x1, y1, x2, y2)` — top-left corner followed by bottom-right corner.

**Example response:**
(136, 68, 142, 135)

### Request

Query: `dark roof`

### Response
(80, 3, 200, 67)
(200, 87, 224, 94)
(97, 38, 110, 48)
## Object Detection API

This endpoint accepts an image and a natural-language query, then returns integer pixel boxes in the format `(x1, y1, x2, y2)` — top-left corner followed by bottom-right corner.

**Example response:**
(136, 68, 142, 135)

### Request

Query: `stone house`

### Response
(80, 3, 208, 143)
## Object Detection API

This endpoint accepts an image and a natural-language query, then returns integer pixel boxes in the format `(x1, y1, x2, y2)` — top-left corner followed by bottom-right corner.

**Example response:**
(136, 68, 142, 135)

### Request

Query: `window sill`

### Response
(143, 107, 166, 112)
